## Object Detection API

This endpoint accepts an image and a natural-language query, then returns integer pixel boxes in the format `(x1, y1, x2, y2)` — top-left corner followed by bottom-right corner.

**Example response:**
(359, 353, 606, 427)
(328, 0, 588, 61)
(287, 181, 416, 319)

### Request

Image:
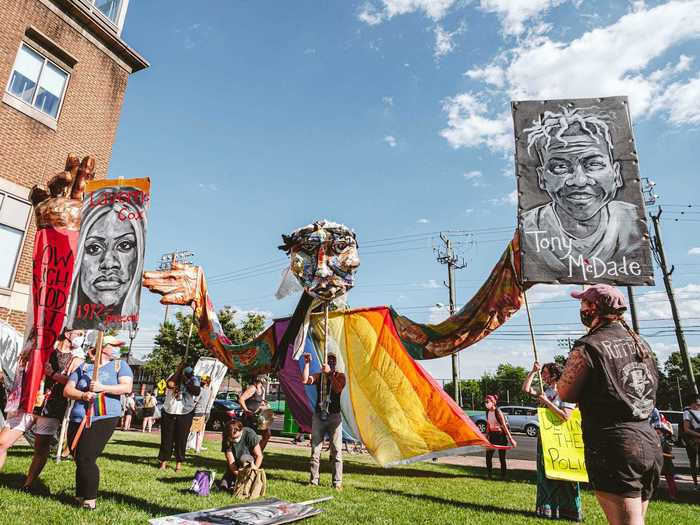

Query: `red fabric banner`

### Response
(21, 226, 77, 412)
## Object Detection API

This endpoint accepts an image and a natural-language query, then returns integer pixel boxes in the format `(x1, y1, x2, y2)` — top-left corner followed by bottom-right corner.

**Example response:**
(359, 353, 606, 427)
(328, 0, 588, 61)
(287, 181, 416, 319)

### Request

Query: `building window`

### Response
(0, 193, 31, 290)
(92, 0, 124, 25)
(6, 43, 69, 120)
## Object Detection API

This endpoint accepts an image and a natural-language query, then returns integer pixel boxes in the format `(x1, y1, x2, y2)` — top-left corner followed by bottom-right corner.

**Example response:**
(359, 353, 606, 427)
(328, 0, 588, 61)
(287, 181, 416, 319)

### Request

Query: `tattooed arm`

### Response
(557, 345, 591, 403)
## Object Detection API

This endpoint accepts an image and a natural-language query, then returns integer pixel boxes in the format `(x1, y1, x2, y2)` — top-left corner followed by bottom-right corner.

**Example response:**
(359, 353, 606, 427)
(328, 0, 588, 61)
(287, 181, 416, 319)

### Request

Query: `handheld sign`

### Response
(512, 96, 654, 286)
(538, 407, 588, 483)
(65, 178, 150, 331)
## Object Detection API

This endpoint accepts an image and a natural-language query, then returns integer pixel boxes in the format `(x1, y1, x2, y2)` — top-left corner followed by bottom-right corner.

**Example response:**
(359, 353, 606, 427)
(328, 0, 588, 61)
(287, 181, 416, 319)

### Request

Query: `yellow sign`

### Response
(157, 379, 167, 395)
(538, 407, 588, 483)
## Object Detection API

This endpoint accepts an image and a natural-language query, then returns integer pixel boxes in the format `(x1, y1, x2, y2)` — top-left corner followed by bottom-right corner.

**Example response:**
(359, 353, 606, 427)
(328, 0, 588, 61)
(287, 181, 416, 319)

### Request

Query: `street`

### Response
(460, 434, 692, 470)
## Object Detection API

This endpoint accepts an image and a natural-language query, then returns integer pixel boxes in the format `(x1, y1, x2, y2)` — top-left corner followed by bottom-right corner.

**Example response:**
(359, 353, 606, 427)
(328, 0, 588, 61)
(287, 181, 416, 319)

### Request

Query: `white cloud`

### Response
(358, 0, 457, 25)
(417, 218, 430, 223)
(304, 47, 316, 55)
(465, 208, 474, 214)
(635, 284, 700, 321)
(440, 93, 513, 151)
(384, 135, 398, 147)
(382, 96, 394, 107)
(465, 64, 506, 88)
(525, 284, 577, 305)
(690, 247, 700, 256)
(477, 0, 566, 36)
(198, 183, 218, 191)
(463, 170, 482, 180)
(488, 189, 518, 206)
(434, 23, 465, 60)
(421, 279, 441, 289)
(445, 1, 700, 152)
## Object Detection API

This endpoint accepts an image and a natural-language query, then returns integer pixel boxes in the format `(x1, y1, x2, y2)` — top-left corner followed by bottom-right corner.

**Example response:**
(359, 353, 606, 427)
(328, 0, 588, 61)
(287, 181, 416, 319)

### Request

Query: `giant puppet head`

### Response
(279, 220, 360, 302)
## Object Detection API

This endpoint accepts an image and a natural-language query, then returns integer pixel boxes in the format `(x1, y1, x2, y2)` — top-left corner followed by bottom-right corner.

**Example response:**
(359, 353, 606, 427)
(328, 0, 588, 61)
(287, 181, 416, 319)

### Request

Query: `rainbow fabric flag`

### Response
(304, 307, 494, 466)
(92, 393, 108, 416)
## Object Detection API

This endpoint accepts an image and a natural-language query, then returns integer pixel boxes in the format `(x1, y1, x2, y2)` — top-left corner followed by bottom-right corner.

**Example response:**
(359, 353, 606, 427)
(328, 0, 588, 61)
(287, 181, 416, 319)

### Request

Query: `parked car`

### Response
(466, 410, 487, 433)
(661, 410, 685, 446)
(216, 391, 240, 403)
(470, 405, 540, 437)
(207, 399, 244, 431)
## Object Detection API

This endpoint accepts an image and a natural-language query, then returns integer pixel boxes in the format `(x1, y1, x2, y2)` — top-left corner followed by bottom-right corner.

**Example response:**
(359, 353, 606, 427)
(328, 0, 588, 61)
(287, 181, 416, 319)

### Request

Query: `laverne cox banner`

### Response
(65, 178, 150, 331)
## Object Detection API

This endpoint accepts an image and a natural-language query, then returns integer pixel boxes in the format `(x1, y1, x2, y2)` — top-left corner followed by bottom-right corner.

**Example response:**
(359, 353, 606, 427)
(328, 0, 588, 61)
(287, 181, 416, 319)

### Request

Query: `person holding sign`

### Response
(523, 362, 582, 521)
(64, 336, 133, 510)
(558, 284, 661, 525)
(484, 394, 516, 479)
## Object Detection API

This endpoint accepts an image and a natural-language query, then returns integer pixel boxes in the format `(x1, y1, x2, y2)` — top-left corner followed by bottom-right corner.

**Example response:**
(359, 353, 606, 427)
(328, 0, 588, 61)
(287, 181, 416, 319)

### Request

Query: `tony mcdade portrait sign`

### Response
(512, 96, 654, 286)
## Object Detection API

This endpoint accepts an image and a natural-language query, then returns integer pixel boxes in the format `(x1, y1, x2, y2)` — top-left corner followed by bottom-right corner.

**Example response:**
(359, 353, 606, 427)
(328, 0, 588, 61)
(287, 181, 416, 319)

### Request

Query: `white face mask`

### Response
(71, 335, 86, 349)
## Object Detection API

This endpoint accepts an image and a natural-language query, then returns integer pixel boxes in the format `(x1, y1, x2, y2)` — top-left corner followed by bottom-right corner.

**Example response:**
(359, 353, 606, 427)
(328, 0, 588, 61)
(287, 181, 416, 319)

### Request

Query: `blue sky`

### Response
(111, 0, 700, 381)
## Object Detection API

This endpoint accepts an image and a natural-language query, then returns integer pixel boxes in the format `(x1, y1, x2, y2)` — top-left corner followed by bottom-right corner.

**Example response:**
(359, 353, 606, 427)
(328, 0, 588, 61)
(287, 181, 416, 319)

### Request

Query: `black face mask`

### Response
(580, 310, 596, 328)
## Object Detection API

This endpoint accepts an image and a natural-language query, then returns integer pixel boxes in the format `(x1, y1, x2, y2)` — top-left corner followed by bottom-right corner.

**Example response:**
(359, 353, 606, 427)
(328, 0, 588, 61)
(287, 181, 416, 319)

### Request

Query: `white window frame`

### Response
(5, 42, 70, 123)
(82, 0, 130, 35)
(0, 190, 31, 294)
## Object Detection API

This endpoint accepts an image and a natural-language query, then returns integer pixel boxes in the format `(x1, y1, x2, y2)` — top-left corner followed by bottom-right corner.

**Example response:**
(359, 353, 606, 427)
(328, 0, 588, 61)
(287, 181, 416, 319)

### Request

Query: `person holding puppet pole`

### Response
(21, 330, 85, 492)
(484, 394, 516, 479)
(558, 284, 662, 525)
(302, 352, 346, 490)
(523, 362, 582, 521)
(158, 362, 200, 471)
(64, 335, 133, 510)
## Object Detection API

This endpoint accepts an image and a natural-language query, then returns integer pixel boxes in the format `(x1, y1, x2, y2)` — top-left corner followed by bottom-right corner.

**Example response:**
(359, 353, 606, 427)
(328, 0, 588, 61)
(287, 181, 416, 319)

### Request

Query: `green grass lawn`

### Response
(0, 431, 695, 524)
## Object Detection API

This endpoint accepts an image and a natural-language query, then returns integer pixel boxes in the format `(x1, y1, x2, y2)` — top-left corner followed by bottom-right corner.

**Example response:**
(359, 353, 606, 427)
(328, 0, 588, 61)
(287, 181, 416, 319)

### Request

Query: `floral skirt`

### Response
(536, 440, 583, 521)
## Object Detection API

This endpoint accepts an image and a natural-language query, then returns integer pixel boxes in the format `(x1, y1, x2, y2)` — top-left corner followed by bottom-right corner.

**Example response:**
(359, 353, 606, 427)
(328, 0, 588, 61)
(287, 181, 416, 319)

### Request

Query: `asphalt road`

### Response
(459, 434, 692, 470)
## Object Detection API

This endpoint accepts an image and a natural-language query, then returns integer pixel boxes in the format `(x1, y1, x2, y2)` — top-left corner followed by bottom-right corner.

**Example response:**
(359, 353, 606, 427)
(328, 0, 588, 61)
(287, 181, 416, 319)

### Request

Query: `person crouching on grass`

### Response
(484, 394, 516, 479)
(219, 419, 263, 490)
(64, 336, 133, 511)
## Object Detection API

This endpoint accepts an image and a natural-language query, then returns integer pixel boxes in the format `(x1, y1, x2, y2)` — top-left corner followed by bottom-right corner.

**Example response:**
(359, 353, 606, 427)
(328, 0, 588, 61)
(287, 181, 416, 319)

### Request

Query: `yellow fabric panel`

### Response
(340, 310, 459, 465)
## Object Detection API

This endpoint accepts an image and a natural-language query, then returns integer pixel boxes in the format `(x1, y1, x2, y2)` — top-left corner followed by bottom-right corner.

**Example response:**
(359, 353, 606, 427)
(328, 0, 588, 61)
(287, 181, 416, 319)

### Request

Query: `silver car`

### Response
(469, 405, 540, 437)
(499, 406, 540, 437)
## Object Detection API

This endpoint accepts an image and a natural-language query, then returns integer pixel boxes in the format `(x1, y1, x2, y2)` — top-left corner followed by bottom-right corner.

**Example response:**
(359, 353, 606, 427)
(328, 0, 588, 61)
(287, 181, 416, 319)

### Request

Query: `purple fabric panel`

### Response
(275, 319, 315, 433)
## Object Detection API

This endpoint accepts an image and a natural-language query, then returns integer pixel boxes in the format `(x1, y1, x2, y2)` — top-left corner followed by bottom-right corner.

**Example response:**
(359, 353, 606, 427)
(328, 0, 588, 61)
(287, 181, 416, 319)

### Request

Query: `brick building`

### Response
(0, 0, 147, 333)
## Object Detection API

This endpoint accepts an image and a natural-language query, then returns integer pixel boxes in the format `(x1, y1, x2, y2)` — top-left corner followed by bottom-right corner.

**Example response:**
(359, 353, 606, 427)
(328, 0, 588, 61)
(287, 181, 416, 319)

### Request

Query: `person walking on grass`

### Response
(523, 362, 582, 521)
(682, 397, 700, 492)
(64, 336, 133, 511)
(122, 392, 136, 431)
(484, 394, 516, 479)
(142, 391, 157, 433)
(558, 284, 662, 525)
(191, 375, 212, 453)
(21, 330, 85, 493)
(158, 363, 200, 471)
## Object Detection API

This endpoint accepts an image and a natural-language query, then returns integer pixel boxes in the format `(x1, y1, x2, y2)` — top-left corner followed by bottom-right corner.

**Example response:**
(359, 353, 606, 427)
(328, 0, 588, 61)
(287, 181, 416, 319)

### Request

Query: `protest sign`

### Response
(538, 407, 588, 483)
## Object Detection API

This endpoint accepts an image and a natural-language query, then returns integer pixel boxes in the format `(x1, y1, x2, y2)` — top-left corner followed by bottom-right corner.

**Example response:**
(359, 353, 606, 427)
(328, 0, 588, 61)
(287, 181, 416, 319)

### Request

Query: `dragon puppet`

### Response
(143, 220, 527, 465)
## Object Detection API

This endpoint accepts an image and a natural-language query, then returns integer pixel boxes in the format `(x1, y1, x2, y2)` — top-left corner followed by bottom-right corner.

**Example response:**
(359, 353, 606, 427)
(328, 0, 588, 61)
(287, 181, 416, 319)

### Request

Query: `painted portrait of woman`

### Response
(65, 185, 148, 331)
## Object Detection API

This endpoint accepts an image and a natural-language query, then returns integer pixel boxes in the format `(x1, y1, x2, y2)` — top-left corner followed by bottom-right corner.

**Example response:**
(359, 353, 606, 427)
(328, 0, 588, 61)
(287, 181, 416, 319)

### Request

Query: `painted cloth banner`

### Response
(392, 235, 528, 360)
(149, 498, 323, 525)
(513, 96, 654, 286)
(20, 226, 77, 412)
(65, 178, 150, 331)
(538, 408, 588, 483)
(186, 356, 230, 450)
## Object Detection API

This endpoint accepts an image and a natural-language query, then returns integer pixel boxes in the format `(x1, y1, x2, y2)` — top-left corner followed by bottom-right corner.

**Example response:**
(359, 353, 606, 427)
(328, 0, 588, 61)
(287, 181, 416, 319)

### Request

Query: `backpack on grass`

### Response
(190, 470, 215, 496)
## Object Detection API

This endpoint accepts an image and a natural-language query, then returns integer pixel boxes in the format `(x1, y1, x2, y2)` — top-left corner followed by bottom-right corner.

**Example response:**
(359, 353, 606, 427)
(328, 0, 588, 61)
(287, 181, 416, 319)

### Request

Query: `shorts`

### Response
(585, 424, 662, 501)
(487, 430, 508, 446)
(190, 415, 206, 433)
(34, 416, 60, 436)
(3, 410, 35, 433)
(143, 407, 155, 418)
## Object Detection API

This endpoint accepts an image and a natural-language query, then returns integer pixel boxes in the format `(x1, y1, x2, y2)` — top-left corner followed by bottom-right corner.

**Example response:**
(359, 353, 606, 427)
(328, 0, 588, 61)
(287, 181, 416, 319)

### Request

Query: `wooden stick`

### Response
(70, 330, 103, 451)
(522, 290, 544, 394)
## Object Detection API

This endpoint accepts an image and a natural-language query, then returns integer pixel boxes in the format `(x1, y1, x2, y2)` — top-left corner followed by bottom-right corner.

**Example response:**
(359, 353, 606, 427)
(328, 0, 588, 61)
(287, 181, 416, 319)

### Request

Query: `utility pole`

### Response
(676, 376, 683, 411)
(436, 233, 467, 407)
(626, 286, 640, 333)
(650, 209, 698, 397)
(158, 250, 194, 325)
